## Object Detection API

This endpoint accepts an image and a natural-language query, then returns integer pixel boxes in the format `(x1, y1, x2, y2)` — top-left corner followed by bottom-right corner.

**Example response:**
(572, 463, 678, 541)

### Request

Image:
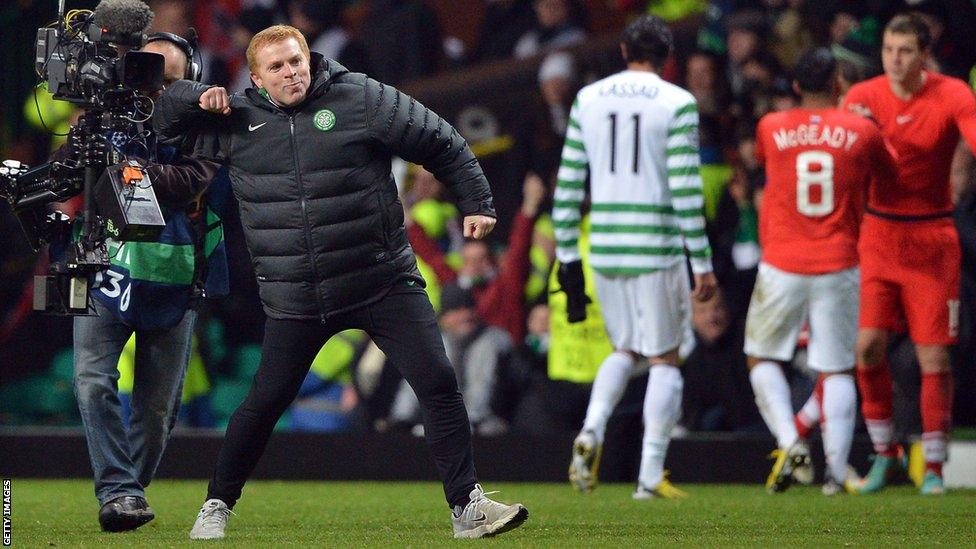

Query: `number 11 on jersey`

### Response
(609, 112, 641, 174)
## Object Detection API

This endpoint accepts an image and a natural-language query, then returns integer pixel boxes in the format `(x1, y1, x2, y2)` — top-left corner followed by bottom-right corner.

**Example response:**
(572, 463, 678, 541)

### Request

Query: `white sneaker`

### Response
(189, 499, 232, 540)
(568, 430, 602, 493)
(451, 484, 528, 539)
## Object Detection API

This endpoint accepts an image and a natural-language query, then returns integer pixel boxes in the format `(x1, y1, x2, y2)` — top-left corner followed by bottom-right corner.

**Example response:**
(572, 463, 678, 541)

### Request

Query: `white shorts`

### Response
(744, 262, 859, 372)
(594, 263, 690, 358)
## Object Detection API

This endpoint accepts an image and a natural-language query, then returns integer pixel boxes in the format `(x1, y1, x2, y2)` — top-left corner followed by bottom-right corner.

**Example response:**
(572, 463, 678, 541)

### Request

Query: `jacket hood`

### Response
(244, 53, 350, 112)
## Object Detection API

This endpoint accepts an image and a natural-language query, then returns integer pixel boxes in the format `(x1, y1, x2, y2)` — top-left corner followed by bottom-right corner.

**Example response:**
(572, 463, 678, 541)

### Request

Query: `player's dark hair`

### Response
(620, 14, 673, 67)
(884, 13, 932, 51)
(837, 59, 869, 88)
(793, 47, 837, 94)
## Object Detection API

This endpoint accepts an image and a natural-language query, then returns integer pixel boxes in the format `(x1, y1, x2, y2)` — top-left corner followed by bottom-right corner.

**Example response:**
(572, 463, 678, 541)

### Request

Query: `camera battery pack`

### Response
(94, 160, 166, 242)
(33, 274, 89, 315)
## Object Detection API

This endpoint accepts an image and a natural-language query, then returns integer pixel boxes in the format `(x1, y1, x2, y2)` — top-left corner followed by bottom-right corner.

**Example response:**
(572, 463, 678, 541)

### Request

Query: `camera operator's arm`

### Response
(143, 154, 221, 208)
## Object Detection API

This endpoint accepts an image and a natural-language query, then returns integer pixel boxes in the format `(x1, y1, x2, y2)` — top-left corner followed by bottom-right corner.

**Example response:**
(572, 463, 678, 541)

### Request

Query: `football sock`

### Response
(857, 362, 896, 456)
(822, 374, 856, 483)
(638, 364, 683, 488)
(795, 374, 824, 439)
(921, 371, 953, 475)
(582, 351, 636, 443)
(750, 361, 798, 449)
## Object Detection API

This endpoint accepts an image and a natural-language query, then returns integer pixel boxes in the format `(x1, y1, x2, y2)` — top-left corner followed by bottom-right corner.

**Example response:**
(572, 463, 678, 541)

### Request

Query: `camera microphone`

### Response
(92, 0, 154, 44)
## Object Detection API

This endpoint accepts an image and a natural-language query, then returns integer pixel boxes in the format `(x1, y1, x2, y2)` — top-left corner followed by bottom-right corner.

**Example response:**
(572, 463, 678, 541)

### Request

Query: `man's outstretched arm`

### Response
(364, 79, 496, 239)
(154, 80, 230, 145)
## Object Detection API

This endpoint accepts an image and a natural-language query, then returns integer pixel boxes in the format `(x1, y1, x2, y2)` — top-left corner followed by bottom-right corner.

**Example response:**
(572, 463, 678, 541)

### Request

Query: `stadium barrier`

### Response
(0, 427, 873, 484)
(5, 427, 972, 486)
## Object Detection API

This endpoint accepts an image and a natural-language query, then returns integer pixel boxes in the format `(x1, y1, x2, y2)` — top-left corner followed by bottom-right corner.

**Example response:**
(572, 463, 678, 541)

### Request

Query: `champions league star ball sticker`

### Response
(313, 109, 336, 131)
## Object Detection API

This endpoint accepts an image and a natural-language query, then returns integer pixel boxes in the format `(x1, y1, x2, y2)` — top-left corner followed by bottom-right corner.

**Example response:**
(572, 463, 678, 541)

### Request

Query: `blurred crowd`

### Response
(2, 0, 975, 438)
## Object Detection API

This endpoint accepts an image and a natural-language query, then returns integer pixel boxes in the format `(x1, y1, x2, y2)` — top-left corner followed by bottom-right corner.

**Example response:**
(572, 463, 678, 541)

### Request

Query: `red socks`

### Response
(794, 374, 825, 439)
(857, 362, 896, 456)
(858, 361, 953, 474)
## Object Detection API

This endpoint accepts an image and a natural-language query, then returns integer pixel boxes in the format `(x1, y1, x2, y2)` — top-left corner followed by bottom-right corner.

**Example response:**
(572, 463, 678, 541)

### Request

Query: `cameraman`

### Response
(63, 34, 228, 532)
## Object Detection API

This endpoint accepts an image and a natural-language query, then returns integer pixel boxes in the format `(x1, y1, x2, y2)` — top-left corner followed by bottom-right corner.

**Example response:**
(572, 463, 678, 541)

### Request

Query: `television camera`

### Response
(0, 0, 169, 315)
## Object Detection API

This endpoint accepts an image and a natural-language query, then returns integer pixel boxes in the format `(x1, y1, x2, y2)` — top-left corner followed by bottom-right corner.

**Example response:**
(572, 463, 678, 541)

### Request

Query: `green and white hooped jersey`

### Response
(553, 70, 712, 275)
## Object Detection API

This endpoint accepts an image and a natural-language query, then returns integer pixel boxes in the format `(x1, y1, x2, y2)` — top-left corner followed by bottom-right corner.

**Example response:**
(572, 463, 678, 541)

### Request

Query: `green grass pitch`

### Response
(7, 479, 975, 547)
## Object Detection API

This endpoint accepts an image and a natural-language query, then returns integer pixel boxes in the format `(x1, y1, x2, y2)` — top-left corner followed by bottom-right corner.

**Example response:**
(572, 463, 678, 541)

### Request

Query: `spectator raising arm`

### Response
(407, 174, 545, 342)
(472, 174, 546, 342)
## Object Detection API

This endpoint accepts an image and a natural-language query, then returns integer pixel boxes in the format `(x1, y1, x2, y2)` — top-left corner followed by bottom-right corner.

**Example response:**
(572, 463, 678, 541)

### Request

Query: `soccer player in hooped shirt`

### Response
(746, 48, 898, 495)
(554, 15, 717, 499)
(843, 14, 976, 495)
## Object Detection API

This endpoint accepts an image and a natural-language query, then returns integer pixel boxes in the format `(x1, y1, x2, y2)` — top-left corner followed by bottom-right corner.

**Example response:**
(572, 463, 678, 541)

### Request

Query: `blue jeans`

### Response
(73, 298, 196, 505)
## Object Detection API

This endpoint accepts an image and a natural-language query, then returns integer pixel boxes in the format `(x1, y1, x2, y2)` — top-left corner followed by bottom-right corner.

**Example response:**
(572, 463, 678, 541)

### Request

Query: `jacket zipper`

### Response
(290, 115, 328, 322)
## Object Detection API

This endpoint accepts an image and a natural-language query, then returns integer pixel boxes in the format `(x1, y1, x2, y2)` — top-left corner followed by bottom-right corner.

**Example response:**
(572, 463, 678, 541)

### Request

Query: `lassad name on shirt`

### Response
(598, 83, 659, 99)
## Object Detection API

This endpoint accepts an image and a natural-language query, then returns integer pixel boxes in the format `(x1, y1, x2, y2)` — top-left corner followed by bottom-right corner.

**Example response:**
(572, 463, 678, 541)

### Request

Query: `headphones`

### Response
(145, 28, 202, 82)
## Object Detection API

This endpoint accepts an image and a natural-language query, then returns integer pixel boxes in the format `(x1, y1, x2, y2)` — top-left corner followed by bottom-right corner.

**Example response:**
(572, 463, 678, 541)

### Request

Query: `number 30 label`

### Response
(100, 270, 132, 311)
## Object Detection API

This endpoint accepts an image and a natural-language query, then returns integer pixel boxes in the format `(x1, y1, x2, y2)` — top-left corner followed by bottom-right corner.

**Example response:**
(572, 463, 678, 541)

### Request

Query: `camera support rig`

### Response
(1, 111, 115, 315)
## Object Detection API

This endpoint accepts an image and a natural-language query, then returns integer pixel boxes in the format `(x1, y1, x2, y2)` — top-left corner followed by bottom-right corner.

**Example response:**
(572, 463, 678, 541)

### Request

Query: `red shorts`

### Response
(858, 215, 960, 345)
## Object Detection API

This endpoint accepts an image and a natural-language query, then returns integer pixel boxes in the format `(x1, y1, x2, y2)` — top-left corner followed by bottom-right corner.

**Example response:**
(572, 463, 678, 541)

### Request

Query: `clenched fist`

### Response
(199, 87, 231, 115)
(463, 215, 496, 239)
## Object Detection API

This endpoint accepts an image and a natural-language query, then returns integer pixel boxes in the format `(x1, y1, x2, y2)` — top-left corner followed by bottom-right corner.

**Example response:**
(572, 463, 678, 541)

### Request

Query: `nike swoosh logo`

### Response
(895, 115, 912, 125)
(472, 512, 487, 522)
(248, 122, 268, 132)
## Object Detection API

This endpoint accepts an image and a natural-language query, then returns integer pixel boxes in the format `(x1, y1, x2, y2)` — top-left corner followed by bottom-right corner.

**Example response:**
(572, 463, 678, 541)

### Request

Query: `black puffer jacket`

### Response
(155, 56, 495, 320)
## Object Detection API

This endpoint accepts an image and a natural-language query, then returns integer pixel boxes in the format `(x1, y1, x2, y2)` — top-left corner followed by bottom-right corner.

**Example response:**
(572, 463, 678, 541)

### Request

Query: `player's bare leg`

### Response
(747, 356, 812, 492)
(916, 343, 953, 495)
(634, 348, 687, 499)
(855, 328, 905, 494)
(570, 350, 639, 492)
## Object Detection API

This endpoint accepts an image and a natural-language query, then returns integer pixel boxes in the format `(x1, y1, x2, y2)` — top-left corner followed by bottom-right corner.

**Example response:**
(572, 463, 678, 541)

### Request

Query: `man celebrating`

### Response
(746, 48, 897, 495)
(554, 15, 716, 499)
(843, 14, 976, 495)
(155, 25, 527, 539)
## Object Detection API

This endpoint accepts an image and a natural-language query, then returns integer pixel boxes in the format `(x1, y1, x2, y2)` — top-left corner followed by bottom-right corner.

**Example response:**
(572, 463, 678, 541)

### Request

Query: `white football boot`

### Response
(568, 430, 602, 493)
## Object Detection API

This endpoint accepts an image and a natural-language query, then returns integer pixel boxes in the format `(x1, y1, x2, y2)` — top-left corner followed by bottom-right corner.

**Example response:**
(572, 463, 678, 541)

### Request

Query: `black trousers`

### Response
(207, 280, 477, 508)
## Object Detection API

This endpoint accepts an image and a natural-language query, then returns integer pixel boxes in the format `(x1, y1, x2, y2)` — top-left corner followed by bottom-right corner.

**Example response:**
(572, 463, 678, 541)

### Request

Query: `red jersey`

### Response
(843, 72, 976, 217)
(755, 108, 897, 274)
